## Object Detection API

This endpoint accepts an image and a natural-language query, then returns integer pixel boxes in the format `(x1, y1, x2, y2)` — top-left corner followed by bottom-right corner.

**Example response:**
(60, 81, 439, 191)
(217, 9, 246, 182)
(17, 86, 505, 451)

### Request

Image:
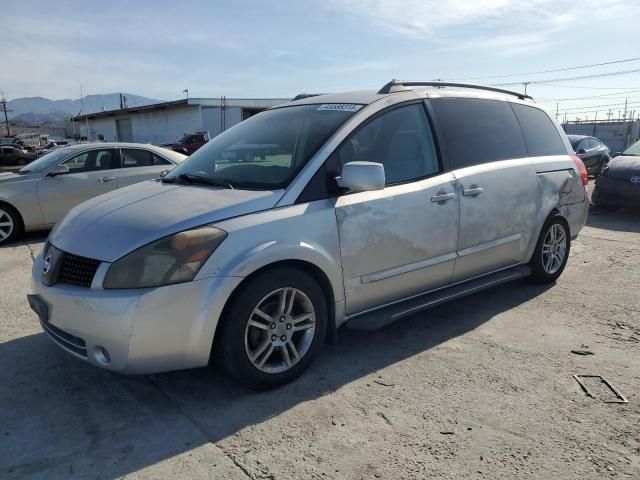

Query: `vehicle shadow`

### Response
(0, 280, 552, 479)
(586, 207, 640, 233)
(0, 231, 49, 249)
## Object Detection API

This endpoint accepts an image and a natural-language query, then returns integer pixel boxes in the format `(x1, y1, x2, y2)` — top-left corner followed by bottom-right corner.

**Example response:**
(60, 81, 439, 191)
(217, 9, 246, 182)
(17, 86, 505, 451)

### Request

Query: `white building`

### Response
(73, 97, 290, 144)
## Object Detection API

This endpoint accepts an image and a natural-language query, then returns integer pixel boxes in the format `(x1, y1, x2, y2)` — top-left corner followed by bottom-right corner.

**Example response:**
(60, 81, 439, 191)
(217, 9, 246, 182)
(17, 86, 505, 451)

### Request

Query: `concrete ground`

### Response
(1, 190, 639, 479)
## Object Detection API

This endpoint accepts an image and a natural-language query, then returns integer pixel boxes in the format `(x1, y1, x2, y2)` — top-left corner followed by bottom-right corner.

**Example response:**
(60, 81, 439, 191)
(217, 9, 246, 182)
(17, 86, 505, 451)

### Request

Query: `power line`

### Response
(445, 56, 640, 81)
(528, 83, 640, 90)
(558, 100, 640, 112)
(494, 68, 640, 87)
(537, 89, 640, 102)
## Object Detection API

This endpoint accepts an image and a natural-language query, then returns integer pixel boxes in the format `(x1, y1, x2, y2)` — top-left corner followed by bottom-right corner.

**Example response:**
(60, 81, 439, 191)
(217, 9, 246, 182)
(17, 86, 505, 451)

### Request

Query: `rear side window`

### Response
(122, 149, 153, 168)
(511, 103, 567, 156)
(429, 98, 527, 169)
(152, 153, 171, 166)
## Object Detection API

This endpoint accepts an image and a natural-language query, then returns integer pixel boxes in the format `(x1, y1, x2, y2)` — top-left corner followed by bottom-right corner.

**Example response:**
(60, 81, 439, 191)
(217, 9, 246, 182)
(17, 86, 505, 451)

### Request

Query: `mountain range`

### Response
(7, 93, 162, 124)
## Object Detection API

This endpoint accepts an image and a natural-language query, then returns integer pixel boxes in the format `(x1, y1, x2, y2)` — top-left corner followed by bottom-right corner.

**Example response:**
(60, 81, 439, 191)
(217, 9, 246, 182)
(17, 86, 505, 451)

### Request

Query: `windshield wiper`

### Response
(176, 173, 234, 189)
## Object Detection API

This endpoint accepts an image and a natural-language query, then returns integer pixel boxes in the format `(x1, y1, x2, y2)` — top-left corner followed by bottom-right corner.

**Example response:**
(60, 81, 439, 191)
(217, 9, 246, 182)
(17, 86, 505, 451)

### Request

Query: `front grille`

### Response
(58, 252, 101, 287)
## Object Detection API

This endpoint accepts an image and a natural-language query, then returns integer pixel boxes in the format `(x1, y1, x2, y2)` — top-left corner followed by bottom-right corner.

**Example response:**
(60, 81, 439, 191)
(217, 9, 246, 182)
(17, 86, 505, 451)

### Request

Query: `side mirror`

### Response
(577, 148, 586, 154)
(47, 164, 69, 177)
(159, 168, 172, 178)
(336, 161, 385, 193)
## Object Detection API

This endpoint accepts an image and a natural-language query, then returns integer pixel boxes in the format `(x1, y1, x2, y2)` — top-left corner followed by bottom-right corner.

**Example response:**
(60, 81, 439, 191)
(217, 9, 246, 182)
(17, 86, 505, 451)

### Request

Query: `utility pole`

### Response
(81, 84, 90, 142)
(0, 92, 12, 137)
(556, 102, 559, 120)
(623, 98, 628, 121)
(523, 82, 531, 96)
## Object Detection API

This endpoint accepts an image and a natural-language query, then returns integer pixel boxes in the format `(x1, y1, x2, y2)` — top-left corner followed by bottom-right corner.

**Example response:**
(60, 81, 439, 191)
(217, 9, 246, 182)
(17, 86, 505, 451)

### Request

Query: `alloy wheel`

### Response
(0, 209, 14, 242)
(244, 287, 316, 374)
(542, 223, 567, 275)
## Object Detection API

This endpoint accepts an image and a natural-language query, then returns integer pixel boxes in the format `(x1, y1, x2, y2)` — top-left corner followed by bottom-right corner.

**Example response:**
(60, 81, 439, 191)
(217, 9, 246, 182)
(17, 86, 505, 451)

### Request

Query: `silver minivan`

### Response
(28, 81, 589, 389)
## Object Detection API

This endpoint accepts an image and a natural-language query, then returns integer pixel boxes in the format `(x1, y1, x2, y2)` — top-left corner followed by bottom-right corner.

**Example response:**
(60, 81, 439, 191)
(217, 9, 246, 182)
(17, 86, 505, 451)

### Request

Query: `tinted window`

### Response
(336, 103, 439, 184)
(585, 138, 599, 149)
(429, 98, 527, 169)
(63, 149, 115, 173)
(122, 149, 153, 168)
(152, 153, 171, 166)
(511, 103, 567, 156)
(569, 137, 582, 150)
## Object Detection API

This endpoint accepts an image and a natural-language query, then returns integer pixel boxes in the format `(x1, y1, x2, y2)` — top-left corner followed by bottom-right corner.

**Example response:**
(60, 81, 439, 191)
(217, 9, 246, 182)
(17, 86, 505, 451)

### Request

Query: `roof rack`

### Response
(292, 93, 327, 101)
(378, 80, 533, 101)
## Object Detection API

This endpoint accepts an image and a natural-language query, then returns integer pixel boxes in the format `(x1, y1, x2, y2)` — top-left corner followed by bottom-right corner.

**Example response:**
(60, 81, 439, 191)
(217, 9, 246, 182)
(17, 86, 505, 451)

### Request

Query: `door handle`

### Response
(430, 192, 455, 203)
(463, 185, 484, 196)
(98, 176, 115, 183)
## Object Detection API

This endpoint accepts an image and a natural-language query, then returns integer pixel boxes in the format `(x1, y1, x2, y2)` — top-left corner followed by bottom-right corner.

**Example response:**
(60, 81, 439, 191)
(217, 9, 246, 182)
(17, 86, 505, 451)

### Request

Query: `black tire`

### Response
(528, 214, 571, 284)
(0, 203, 23, 245)
(215, 267, 328, 390)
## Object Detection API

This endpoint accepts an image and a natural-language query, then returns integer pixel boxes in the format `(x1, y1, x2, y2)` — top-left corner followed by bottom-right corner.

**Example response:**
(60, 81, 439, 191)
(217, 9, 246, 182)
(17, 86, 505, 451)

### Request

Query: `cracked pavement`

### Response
(1, 190, 639, 479)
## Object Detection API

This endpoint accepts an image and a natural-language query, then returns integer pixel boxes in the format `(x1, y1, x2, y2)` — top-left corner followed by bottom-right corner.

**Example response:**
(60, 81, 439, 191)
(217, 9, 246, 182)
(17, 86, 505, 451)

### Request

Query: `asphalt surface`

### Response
(1, 186, 639, 479)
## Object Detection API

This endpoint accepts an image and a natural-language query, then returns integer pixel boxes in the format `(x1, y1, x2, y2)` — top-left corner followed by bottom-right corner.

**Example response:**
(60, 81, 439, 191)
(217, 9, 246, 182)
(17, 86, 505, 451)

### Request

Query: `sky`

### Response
(2, 0, 640, 120)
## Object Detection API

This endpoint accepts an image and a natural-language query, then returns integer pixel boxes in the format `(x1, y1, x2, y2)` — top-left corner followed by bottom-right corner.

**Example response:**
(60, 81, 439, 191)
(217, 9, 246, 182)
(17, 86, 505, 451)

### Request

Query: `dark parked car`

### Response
(568, 135, 609, 176)
(161, 132, 209, 155)
(0, 145, 34, 166)
(591, 140, 640, 210)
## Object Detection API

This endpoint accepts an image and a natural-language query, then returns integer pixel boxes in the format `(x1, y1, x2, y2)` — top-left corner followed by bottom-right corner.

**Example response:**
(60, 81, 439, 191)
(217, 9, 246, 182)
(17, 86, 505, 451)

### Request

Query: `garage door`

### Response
(116, 118, 133, 142)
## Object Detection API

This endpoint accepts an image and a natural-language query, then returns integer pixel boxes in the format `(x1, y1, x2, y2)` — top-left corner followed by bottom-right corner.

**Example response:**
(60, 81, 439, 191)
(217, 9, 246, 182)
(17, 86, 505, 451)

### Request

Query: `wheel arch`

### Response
(524, 206, 563, 263)
(213, 259, 338, 356)
(0, 199, 25, 232)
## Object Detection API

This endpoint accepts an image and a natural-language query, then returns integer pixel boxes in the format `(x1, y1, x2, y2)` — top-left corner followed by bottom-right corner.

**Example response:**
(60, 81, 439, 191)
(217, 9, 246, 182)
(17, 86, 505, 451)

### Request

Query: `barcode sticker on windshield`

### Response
(317, 104, 363, 112)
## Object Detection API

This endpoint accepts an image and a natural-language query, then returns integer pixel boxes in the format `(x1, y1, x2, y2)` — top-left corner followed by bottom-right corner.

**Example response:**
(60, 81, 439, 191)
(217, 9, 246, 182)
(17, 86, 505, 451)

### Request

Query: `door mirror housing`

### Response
(47, 164, 69, 177)
(577, 148, 586, 154)
(159, 168, 173, 178)
(336, 161, 385, 193)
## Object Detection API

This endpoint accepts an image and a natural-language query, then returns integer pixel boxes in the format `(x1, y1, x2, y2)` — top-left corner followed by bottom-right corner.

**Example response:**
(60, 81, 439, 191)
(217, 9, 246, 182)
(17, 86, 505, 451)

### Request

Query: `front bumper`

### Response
(594, 176, 640, 208)
(29, 252, 243, 374)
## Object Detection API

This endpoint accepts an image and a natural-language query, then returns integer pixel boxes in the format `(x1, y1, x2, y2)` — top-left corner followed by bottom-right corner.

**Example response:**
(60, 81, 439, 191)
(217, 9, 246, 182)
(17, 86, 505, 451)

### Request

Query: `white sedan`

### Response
(0, 143, 186, 243)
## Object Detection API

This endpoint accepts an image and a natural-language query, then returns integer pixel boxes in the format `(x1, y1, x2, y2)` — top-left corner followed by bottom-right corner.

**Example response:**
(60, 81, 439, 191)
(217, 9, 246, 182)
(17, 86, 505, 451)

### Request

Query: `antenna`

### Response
(0, 92, 12, 136)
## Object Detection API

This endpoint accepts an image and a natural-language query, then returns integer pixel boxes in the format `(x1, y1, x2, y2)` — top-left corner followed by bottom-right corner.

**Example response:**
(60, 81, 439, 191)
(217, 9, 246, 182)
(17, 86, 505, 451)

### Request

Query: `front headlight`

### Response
(103, 226, 227, 289)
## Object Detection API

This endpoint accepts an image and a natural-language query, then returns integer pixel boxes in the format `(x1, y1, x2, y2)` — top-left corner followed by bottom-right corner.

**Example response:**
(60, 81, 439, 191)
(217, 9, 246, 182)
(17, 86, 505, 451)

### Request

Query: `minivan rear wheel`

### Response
(215, 267, 328, 390)
(528, 214, 570, 284)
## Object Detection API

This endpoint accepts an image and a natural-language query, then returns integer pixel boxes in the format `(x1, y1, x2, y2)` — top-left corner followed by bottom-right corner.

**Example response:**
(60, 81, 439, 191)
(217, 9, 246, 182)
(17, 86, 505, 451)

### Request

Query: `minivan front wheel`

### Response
(528, 215, 571, 284)
(216, 267, 328, 389)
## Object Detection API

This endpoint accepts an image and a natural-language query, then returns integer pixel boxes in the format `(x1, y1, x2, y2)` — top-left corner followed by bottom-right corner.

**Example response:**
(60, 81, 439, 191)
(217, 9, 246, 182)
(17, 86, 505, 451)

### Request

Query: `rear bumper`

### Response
(29, 251, 243, 374)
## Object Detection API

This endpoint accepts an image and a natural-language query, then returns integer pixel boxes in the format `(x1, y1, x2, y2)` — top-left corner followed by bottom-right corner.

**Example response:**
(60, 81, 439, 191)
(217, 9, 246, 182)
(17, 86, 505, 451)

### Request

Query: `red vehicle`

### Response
(162, 131, 209, 156)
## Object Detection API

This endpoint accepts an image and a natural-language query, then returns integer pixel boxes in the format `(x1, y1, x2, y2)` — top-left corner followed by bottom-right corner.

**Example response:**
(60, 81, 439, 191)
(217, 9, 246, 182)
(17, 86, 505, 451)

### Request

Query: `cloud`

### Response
(328, 0, 640, 55)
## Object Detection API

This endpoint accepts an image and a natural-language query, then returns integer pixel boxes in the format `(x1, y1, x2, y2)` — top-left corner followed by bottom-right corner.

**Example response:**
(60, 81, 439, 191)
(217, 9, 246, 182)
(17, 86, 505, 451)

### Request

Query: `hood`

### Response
(605, 155, 640, 180)
(0, 172, 40, 185)
(50, 180, 284, 262)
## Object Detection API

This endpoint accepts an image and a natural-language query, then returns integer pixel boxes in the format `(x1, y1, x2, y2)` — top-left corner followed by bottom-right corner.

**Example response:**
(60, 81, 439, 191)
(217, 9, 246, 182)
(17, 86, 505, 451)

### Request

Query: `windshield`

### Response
(623, 140, 640, 156)
(166, 104, 359, 189)
(19, 148, 70, 173)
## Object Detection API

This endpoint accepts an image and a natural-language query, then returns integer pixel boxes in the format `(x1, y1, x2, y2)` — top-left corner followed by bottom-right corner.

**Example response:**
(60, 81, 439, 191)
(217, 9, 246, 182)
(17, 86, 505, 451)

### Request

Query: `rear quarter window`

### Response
(511, 103, 567, 156)
(429, 98, 527, 169)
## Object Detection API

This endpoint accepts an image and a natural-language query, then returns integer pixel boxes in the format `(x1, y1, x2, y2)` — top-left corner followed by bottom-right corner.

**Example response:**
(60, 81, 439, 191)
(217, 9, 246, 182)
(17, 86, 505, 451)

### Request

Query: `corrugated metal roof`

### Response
(74, 97, 291, 120)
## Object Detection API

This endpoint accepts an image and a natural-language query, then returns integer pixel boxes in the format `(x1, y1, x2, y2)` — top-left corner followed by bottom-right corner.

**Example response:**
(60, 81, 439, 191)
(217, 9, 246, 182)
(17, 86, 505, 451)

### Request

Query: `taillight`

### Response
(571, 155, 589, 186)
